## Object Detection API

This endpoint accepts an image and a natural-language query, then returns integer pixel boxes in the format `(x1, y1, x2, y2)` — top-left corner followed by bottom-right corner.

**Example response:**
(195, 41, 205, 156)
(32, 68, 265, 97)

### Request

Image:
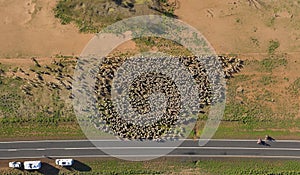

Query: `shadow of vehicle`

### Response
(185, 151, 196, 155)
(259, 140, 271, 147)
(67, 160, 92, 172)
(37, 162, 59, 175)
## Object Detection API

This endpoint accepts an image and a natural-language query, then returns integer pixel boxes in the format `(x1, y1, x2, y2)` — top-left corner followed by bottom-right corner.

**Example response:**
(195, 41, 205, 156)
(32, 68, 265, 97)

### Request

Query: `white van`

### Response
(24, 161, 42, 170)
(55, 159, 74, 167)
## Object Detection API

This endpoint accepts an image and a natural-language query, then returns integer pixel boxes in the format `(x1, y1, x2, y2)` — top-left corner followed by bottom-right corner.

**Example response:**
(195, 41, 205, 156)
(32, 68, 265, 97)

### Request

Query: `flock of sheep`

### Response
(94, 55, 244, 140)
(13, 55, 243, 140)
(18, 58, 75, 98)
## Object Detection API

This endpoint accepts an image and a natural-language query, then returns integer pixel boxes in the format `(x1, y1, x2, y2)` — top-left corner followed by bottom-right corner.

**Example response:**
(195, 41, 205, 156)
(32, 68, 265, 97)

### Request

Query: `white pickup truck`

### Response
(24, 161, 42, 170)
(55, 159, 74, 167)
(8, 161, 22, 169)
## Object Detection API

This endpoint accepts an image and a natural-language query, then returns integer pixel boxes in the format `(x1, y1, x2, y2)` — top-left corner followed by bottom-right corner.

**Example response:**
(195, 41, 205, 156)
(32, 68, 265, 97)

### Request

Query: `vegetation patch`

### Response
(288, 77, 300, 95)
(268, 40, 280, 54)
(0, 58, 86, 140)
(196, 159, 300, 175)
(259, 75, 277, 86)
(250, 37, 259, 47)
(54, 0, 179, 33)
(223, 102, 273, 124)
(134, 37, 193, 56)
(259, 54, 287, 72)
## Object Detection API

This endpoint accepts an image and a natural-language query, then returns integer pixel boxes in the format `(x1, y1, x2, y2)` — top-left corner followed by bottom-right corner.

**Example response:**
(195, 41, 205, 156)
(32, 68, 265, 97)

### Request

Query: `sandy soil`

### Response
(175, 0, 300, 54)
(0, 0, 93, 58)
(1, 0, 299, 57)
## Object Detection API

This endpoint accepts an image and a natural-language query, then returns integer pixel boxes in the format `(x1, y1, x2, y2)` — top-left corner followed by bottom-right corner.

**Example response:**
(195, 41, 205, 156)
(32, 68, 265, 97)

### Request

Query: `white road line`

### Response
(0, 146, 300, 151)
(63, 155, 300, 159)
(62, 147, 300, 151)
(7, 149, 17, 152)
(63, 147, 98, 150)
(1, 139, 300, 143)
(36, 148, 46, 151)
(1, 155, 300, 160)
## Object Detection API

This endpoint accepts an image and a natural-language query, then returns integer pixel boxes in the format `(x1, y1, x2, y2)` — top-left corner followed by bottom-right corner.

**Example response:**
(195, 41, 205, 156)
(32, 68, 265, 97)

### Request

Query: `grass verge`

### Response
(1, 158, 300, 174)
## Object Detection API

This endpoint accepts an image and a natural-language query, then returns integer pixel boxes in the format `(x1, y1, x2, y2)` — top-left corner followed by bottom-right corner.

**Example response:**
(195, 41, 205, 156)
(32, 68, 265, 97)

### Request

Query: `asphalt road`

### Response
(0, 139, 300, 159)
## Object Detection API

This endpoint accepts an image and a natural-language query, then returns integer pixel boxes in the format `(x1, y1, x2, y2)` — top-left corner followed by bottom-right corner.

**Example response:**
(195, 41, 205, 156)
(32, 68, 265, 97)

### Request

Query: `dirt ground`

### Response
(175, 0, 300, 54)
(1, 0, 300, 57)
(0, 0, 93, 58)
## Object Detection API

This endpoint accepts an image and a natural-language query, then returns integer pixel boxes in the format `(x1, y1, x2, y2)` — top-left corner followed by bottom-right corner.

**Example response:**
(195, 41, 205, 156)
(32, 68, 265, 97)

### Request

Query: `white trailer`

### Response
(24, 161, 42, 170)
(55, 159, 74, 167)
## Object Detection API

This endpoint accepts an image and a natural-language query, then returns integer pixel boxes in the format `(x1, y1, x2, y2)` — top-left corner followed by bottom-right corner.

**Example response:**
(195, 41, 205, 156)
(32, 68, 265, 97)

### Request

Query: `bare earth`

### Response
(1, 0, 299, 56)
(0, 0, 93, 58)
(175, 0, 300, 54)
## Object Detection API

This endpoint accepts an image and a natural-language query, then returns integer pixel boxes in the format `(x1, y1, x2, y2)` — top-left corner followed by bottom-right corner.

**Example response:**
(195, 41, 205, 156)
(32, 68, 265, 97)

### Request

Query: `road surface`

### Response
(0, 139, 300, 159)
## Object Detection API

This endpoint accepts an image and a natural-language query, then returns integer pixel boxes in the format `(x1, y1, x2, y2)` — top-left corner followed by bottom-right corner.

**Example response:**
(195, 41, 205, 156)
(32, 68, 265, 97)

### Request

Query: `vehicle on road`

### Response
(8, 161, 22, 169)
(257, 138, 262, 144)
(265, 135, 276, 142)
(55, 159, 74, 167)
(24, 161, 42, 170)
(257, 138, 270, 146)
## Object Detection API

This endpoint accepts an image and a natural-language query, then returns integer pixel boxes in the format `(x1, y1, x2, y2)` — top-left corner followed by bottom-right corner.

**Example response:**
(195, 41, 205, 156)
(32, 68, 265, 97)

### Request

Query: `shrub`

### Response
(268, 40, 280, 54)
